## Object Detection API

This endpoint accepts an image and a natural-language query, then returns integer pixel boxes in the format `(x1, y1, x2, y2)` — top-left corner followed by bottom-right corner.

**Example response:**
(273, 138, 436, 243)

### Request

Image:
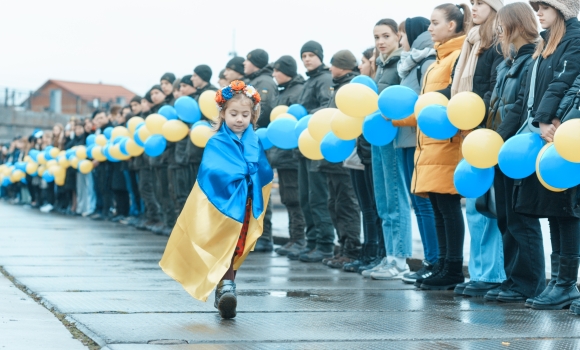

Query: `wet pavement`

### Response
(1, 202, 579, 349)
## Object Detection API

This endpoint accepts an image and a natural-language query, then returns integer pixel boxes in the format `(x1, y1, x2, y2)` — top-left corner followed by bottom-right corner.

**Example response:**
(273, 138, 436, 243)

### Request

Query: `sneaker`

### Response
(82, 211, 94, 217)
(299, 249, 334, 263)
(343, 257, 369, 273)
(359, 257, 383, 274)
(40, 204, 53, 213)
(361, 257, 389, 278)
(276, 239, 306, 256)
(402, 260, 434, 284)
(371, 261, 410, 280)
(328, 256, 354, 269)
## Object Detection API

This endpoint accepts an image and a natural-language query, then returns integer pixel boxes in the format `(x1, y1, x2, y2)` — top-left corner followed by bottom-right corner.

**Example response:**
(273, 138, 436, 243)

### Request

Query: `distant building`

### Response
(26, 79, 136, 115)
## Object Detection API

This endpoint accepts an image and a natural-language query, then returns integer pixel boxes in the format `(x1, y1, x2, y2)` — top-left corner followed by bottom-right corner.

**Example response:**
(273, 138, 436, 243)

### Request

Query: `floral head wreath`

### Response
(215, 80, 261, 111)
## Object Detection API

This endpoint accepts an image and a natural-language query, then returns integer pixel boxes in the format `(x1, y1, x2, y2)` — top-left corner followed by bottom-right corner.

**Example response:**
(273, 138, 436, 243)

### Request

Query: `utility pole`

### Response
(229, 29, 237, 58)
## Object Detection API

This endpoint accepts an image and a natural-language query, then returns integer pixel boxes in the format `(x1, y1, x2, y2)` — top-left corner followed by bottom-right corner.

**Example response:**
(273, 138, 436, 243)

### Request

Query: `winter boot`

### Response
(414, 259, 445, 287)
(526, 253, 559, 307)
(571, 299, 580, 315)
(214, 280, 237, 319)
(421, 260, 465, 290)
(532, 256, 580, 310)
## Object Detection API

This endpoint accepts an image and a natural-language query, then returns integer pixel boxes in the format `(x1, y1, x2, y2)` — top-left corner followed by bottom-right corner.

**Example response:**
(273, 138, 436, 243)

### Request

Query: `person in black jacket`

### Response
(91, 110, 114, 221)
(270, 55, 307, 256)
(160, 72, 176, 105)
(223, 57, 245, 83)
(109, 108, 130, 222)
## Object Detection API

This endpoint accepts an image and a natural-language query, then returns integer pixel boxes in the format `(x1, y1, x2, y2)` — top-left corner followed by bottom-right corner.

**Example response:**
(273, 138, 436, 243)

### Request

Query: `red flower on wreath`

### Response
(230, 80, 245, 91)
(215, 89, 225, 104)
(253, 92, 261, 104)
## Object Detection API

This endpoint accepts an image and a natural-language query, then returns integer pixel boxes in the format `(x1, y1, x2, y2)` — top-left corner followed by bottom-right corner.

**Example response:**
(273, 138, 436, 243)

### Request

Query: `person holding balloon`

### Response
(90, 110, 115, 221)
(75, 120, 96, 216)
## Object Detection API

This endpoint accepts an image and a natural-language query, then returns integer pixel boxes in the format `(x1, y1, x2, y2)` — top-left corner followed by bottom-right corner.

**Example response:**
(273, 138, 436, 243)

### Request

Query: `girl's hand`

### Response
(539, 122, 557, 142)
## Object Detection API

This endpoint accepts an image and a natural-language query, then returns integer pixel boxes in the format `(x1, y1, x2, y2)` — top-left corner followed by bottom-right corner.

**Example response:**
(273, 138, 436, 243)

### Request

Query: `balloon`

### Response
(76, 146, 87, 160)
(189, 123, 216, 148)
(91, 146, 107, 162)
(331, 110, 364, 140)
(51, 166, 65, 180)
(110, 144, 130, 160)
(320, 132, 356, 163)
(26, 162, 38, 175)
(86, 145, 95, 159)
(351, 75, 379, 94)
(295, 115, 312, 139)
(554, 119, 580, 163)
(298, 129, 324, 160)
(78, 160, 94, 174)
(498, 133, 544, 179)
(23, 155, 32, 163)
(538, 143, 580, 189)
(69, 157, 80, 169)
(174, 97, 201, 123)
(46, 159, 57, 169)
(378, 85, 418, 120)
(2, 177, 12, 186)
(42, 171, 55, 182)
(49, 147, 60, 159)
(119, 138, 130, 156)
(86, 134, 96, 146)
(417, 105, 458, 140)
(128, 117, 145, 134)
(29, 149, 39, 162)
(20, 177, 27, 184)
(199, 90, 220, 122)
(158, 105, 179, 121)
(111, 126, 130, 141)
(453, 159, 495, 198)
(15, 162, 27, 172)
(462, 129, 504, 169)
(126, 139, 145, 156)
(144, 135, 167, 157)
(37, 152, 47, 164)
(275, 113, 298, 121)
(136, 126, 152, 147)
(104, 127, 113, 139)
(145, 114, 167, 135)
(162, 120, 190, 142)
(447, 91, 486, 130)
(362, 111, 398, 146)
(270, 105, 289, 121)
(287, 104, 308, 120)
(267, 118, 299, 149)
(57, 156, 70, 168)
(11, 169, 25, 182)
(308, 108, 337, 142)
(256, 128, 273, 150)
(415, 92, 449, 117)
(336, 84, 378, 118)
(37, 165, 46, 177)
(95, 134, 108, 146)
(536, 143, 565, 192)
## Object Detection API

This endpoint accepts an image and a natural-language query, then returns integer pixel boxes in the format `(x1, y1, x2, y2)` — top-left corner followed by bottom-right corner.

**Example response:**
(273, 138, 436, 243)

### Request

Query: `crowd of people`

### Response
(2, 0, 580, 316)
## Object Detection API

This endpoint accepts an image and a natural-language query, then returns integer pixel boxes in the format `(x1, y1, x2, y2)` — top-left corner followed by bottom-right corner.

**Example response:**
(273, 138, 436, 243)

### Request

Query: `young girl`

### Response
(160, 80, 273, 319)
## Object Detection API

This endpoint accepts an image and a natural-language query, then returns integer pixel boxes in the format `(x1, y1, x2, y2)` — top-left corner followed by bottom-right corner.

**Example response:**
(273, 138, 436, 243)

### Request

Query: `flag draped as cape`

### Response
(159, 123, 273, 301)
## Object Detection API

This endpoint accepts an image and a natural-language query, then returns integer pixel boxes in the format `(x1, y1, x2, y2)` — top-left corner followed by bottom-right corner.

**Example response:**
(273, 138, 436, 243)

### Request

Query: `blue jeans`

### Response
(466, 198, 506, 283)
(401, 147, 438, 264)
(372, 144, 412, 258)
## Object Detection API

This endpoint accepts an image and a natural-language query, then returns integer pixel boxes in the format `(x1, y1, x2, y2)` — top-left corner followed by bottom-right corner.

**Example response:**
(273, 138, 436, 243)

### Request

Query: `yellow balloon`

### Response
(46, 159, 57, 169)
(58, 150, 67, 158)
(76, 146, 87, 160)
(162, 120, 189, 142)
(91, 146, 107, 162)
(110, 144, 130, 160)
(10, 172, 21, 183)
(126, 139, 145, 156)
(331, 110, 364, 140)
(462, 129, 504, 169)
(96, 134, 108, 146)
(536, 143, 565, 192)
(37, 152, 47, 164)
(146, 113, 167, 134)
(199, 90, 220, 122)
(52, 166, 65, 180)
(308, 108, 337, 142)
(12, 169, 25, 181)
(49, 147, 60, 159)
(70, 157, 79, 169)
(335, 84, 378, 118)
(128, 117, 145, 134)
(26, 162, 38, 175)
(270, 105, 289, 121)
(190, 125, 216, 148)
(24, 155, 32, 163)
(58, 156, 69, 168)
(447, 92, 486, 130)
(415, 92, 449, 117)
(298, 129, 324, 160)
(275, 113, 298, 121)
(78, 160, 94, 174)
(111, 126, 130, 141)
(55, 176, 65, 186)
(37, 165, 46, 176)
(138, 125, 152, 143)
(554, 119, 580, 163)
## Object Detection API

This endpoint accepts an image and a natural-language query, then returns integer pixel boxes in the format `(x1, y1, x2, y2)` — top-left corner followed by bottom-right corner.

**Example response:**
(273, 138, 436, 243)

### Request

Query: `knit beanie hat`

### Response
(181, 74, 194, 87)
(194, 64, 212, 82)
(143, 91, 153, 104)
(274, 55, 298, 78)
(405, 17, 431, 48)
(150, 84, 163, 94)
(300, 40, 324, 62)
(247, 49, 269, 69)
(530, 0, 580, 20)
(330, 50, 357, 70)
(484, 0, 504, 12)
(160, 72, 176, 84)
(218, 69, 226, 80)
(130, 95, 142, 104)
(173, 78, 181, 90)
(226, 57, 245, 75)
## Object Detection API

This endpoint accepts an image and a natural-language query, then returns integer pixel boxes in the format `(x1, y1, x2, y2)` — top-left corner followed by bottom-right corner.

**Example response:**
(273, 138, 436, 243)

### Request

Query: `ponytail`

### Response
(435, 3, 473, 35)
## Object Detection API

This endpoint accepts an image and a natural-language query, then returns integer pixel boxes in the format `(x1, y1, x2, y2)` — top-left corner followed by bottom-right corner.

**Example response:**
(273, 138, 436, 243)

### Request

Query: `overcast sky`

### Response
(2, 0, 521, 97)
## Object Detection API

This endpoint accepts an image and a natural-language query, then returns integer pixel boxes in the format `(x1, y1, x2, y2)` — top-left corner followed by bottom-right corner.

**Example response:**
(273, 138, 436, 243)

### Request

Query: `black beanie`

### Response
(160, 72, 176, 84)
(274, 55, 297, 78)
(330, 50, 357, 70)
(130, 95, 142, 104)
(181, 74, 194, 87)
(143, 90, 153, 104)
(194, 64, 212, 83)
(247, 49, 269, 69)
(218, 69, 226, 80)
(300, 41, 324, 62)
(405, 17, 431, 48)
(226, 57, 245, 75)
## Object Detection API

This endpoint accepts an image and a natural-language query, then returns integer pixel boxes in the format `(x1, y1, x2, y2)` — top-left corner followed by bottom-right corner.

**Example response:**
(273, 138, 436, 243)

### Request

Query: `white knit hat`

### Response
(530, 0, 580, 21)
(484, 0, 504, 12)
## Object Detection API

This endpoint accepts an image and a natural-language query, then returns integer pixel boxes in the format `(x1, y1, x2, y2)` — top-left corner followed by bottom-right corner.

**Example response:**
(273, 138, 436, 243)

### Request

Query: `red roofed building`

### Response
(27, 79, 136, 115)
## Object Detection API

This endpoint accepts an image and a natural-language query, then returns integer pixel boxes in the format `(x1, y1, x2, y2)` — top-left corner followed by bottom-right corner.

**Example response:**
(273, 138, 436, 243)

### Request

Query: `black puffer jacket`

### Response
(184, 84, 218, 165)
(247, 65, 278, 128)
(556, 69, 580, 122)
(298, 65, 333, 114)
(375, 48, 402, 92)
(148, 102, 173, 168)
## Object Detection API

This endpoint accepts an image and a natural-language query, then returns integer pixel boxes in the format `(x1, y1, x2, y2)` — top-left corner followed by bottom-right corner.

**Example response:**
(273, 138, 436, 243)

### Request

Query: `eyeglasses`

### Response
(496, 24, 504, 34)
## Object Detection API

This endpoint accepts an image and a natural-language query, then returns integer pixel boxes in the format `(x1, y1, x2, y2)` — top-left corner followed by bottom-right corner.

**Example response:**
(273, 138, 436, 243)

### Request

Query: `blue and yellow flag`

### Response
(159, 124, 273, 302)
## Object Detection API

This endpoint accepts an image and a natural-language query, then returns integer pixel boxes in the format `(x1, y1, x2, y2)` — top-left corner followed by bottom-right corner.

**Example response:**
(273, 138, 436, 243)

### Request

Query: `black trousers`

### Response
(351, 168, 384, 259)
(128, 170, 142, 214)
(428, 193, 464, 262)
(95, 163, 113, 217)
(154, 166, 176, 228)
(495, 169, 545, 297)
(278, 169, 306, 241)
(114, 190, 130, 217)
(169, 166, 192, 216)
(548, 217, 580, 259)
(326, 172, 361, 258)
(138, 167, 160, 223)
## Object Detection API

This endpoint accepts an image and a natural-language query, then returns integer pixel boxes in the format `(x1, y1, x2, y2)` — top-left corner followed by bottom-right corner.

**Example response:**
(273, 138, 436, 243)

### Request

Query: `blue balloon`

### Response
(159, 105, 179, 120)
(15, 162, 27, 172)
(29, 149, 39, 162)
(454, 159, 495, 198)
(44, 148, 53, 161)
(136, 122, 145, 131)
(539, 144, 580, 189)
(144, 135, 167, 157)
(102, 144, 119, 162)
(86, 134, 96, 146)
(66, 149, 76, 160)
(417, 105, 458, 140)
(193, 120, 212, 128)
(104, 127, 113, 139)
(287, 104, 308, 120)
(134, 130, 146, 147)
(86, 145, 95, 159)
(256, 128, 273, 150)
(45, 145, 53, 153)
(294, 115, 312, 138)
(42, 172, 55, 183)
(320, 132, 356, 163)
(267, 118, 299, 149)
(119, 138, 130, 156)
(351, 75, 379, 94)
(174, 96, 202, 123)
(20, 177, 27, 184)
(362, 111, 398, 146)
(2, 177, 12, 187)
(498, 133, 544, 179)
(378, 85, 418, 120)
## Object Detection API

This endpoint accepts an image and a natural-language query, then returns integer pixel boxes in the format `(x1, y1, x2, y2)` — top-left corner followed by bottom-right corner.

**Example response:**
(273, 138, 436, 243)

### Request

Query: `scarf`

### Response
(397, 47, 437, 79)
(451, 26, 482, 96)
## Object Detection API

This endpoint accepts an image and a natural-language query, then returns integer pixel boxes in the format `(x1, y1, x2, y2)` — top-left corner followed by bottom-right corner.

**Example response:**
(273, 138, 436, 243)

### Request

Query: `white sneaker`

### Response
(371, 262, 410, 280)
(361, 257, 389, 278)
(40, 204, 53, 213)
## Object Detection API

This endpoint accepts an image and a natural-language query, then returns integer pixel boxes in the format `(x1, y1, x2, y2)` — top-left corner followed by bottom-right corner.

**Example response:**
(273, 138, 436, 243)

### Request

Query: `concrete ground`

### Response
(1, 201, 579, 349)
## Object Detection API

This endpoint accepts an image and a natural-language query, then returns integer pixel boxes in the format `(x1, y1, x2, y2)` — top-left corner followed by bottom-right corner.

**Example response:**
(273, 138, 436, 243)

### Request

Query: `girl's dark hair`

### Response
(362, 47, 374, 60)
(434, 3, 472, 35)
(375, 18, 399, 34)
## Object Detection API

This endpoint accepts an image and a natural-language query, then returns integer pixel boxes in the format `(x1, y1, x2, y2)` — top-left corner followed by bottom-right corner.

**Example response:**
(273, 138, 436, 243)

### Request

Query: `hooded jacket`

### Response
(246, 65, 278, 128)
